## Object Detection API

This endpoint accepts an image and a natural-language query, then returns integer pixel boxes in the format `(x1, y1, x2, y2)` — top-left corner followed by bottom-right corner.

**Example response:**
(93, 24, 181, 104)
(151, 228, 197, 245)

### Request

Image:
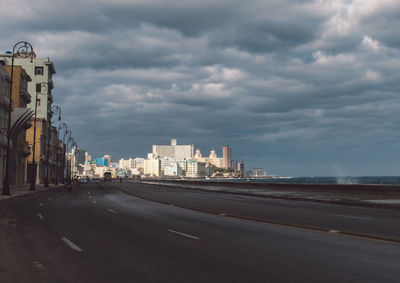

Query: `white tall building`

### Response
(144, 153, 161, 177)
(152, 138, 193, 159)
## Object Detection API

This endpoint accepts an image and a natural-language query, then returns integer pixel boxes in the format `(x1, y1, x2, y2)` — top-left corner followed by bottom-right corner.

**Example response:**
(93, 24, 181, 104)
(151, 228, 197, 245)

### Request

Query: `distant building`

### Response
(251, 168, 267, 177)
(164, 162, 183, 176)
(85, 152, 91, 162)
(144, 153, 161, 177)
(74, 148, 86, 166)
(152, 138, 193, 159)
(95, 157, 108, 167)
(193, 148, 223, 168)
(186, 160, 208, 178)
(223, 145, 232, 169)
(237, 161, 245, 177)
(103, 155, 111, 166)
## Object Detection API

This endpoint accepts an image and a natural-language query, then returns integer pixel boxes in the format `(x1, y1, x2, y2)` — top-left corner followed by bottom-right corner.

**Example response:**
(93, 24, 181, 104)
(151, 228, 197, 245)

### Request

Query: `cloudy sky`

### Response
(1, 0, 400, 176)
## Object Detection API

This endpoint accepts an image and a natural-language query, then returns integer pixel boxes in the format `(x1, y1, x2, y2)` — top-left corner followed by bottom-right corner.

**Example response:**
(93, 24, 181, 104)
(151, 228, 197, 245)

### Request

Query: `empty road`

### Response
(0, 182, 399, 282)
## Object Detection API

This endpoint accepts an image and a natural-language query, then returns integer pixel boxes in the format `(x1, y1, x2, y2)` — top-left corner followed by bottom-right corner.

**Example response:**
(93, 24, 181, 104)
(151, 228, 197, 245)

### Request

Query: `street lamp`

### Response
(71, 140, 78, 179)
(30, 82, 50, 191)
(44, 105, 61, 187)
(64, 130, 71, 182)
(2, 41, 33, 195)
(56, 122, 67, 185)
(67, 136, 74, 181)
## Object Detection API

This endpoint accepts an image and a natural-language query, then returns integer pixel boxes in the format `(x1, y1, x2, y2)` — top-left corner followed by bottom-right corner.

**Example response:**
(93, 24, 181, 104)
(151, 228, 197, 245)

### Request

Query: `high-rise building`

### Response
(152, 138, 193, 159)
(74, 149, 86, 166)
(222, 145, 232, 169)
(144, 153, 161, 177)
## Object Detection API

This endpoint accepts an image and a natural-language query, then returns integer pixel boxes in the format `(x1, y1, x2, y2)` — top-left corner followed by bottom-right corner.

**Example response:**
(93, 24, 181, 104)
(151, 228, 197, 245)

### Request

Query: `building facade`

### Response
(0, 62, 11, 188)
(186, 160, 208, 178)
(4, 65, 33, 186)
(0, 53, 57, 185)
(223, 145, 232, 169)
(152, 138, 194, 159)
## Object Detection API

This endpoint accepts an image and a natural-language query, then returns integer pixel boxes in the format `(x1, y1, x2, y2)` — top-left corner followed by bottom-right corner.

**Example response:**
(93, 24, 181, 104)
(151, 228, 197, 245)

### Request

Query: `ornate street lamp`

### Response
(67, 136, 74, 181)
(2, 41, 33, 195)
(29, 82, 50, 191)
(56, 122, 67, 185)
(71, 140, 78, 178)
(44, 105, 61, 187)
(64, 130, 71, 182)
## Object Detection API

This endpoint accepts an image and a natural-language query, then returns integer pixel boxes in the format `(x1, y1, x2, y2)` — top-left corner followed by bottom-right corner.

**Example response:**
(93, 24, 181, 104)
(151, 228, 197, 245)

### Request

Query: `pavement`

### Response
(0, 182, 399, 282)
(0, 184, 54, 201)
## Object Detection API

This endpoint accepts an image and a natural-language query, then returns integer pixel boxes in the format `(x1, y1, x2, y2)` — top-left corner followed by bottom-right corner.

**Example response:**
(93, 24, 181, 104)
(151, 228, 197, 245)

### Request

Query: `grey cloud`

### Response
(3, 0, 400, 175)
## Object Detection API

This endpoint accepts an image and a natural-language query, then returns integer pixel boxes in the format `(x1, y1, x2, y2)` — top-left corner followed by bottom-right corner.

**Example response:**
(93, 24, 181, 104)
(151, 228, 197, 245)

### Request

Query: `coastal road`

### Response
(0, 182, 399, 282)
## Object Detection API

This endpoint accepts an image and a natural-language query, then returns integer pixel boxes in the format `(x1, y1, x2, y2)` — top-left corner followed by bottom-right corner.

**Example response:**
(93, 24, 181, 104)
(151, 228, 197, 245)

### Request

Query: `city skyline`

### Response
(2, 1, 400, 176)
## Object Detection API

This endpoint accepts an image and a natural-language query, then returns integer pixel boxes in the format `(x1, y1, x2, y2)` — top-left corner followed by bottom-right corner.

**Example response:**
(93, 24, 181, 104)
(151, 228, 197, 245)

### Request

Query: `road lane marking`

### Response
(39, 202, 44, 207)
(329, 214, 370, 220)
(168, 229, 200, 240)
(109, 184, 400, 245)
(329, 230, 340, 233)
(92, 200, 97, 204)
(219, 213, 227, 216)
(48, 197, 52, 201)
(107, 208, 117, 214)
(37, 213, 45, 220)
(61, 237, 82, 252)
(89, 195, 92, 199)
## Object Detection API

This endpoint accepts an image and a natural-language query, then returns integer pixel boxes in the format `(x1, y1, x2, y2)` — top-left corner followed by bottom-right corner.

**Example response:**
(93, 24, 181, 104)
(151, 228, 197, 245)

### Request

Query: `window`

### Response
(35, 67, 44, 75)
(36, 83, 41, 93)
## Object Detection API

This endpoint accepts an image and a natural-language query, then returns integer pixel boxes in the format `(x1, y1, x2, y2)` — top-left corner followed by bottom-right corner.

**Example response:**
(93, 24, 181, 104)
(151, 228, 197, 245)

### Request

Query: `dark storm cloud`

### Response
(2, 0, 400, 176)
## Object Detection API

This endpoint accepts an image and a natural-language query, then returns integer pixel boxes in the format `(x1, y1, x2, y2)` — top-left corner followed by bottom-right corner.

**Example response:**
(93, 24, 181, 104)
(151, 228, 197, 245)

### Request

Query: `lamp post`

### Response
(30, 82, 49, 191)
(66, 136, 74, 181)
(71, 140, 77, 179)
(2, 41, 33, 195)
(56, 122, 67, 185)
(64, 130, 71, 182)
(44, 105, 61, 187)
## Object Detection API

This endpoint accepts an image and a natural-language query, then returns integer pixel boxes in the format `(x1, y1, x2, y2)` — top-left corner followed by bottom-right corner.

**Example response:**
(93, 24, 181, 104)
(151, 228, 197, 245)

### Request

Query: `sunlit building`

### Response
(186, 160, 208, 178)
(152, 138, 193, 159)
(223, 145, 232, 169)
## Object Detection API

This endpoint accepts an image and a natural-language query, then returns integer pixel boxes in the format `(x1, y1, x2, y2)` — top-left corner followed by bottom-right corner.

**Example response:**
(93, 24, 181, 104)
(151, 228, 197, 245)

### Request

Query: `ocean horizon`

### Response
(210, 176, 400, 185)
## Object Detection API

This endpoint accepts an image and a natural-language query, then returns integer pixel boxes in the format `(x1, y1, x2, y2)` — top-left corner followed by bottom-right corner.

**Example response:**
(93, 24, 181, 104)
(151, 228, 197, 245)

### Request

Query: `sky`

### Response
(1, 0, 400, 176)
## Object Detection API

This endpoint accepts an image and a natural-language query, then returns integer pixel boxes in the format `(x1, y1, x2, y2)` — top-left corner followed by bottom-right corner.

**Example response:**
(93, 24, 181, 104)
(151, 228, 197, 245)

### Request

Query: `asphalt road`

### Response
(0, 182, 399, 283)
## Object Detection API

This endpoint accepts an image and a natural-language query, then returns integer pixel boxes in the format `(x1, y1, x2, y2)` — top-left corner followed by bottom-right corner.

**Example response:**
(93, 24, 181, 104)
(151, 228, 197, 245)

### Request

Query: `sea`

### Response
(211, 176, 400, 185)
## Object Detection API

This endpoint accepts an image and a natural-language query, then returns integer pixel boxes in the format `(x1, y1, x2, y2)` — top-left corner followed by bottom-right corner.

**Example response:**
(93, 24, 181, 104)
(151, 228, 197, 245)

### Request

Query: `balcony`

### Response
(0, 95, 12, 111)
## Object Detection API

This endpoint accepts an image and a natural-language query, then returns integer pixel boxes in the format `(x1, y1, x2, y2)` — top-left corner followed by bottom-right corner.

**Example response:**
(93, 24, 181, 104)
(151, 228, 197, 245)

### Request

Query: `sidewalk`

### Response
(0, 184, 53, 201)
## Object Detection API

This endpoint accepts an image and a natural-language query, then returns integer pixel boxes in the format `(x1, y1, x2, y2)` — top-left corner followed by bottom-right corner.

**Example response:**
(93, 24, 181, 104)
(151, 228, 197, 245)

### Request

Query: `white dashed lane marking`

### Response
(37, 213, 45, 220)
(168, 229, 200, 240)
(61, 237, 83, 252)
(329, 214, 370, 220)
(107, 209, 117, 214)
